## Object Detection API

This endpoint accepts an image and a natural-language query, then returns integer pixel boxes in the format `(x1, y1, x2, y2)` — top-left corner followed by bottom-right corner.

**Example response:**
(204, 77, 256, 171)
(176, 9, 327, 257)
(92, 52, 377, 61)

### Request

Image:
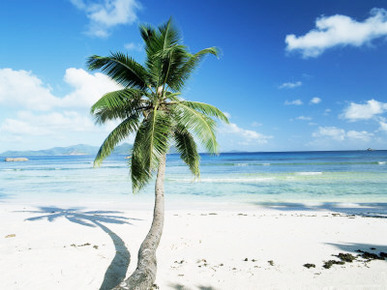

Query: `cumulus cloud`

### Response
(285, 8, 387, 58)
(342, 99, 387, 121)
(313, 126, 346, 141)
(70, 0, 141, 37)
(279, 81, 302, 89)
(220, 122, 272, 145)
(284, 99, 303, 106)
(0, 68, 121, 110)
(0, 68, 59, 110)
(61, 68, 122, 108)
(0, 67, 124, 151)
(379, 119, 387, 132)
(310, 97, 321, 104)
(313, 126, 373, 142)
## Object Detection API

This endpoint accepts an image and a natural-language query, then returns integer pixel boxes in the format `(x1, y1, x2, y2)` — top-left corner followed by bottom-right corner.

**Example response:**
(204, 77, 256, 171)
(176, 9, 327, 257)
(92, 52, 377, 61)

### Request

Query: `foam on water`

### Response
(295, 172, 323, 176)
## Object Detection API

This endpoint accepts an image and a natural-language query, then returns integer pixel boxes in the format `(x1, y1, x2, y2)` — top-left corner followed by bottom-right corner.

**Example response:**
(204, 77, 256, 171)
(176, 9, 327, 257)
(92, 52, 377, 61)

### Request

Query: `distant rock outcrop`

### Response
(5, 157, 28, 162)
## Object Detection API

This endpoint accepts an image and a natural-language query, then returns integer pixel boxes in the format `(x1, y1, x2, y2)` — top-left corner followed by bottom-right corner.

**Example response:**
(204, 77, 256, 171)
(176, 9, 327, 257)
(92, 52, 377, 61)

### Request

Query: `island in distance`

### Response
(0, 143, 133, 158)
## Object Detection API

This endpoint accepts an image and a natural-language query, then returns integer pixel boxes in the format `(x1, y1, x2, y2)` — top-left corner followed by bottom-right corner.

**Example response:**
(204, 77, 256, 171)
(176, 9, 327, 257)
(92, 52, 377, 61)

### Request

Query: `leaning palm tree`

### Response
(88, 18, 228, 289)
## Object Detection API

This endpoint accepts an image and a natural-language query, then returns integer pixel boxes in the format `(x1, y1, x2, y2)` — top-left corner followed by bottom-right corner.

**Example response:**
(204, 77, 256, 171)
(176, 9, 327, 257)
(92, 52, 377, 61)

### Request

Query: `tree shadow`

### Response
(20, 206, 141, 290)
(326, 242, 387, 262)
(326, 242, 387, 254)
(251, 201, 387, 217)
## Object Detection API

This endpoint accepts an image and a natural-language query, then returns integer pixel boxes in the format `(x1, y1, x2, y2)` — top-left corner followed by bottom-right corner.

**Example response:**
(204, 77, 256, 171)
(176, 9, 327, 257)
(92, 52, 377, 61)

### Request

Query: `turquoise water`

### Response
(1, 151, 387, 207)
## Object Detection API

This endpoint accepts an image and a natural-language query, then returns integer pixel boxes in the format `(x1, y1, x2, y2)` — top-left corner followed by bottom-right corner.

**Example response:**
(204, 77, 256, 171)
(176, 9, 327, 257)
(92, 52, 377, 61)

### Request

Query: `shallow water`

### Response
(1, 151, 387, 207)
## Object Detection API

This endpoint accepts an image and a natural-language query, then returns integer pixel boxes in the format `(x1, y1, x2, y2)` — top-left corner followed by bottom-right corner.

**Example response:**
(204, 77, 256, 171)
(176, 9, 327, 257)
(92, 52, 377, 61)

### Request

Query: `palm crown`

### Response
(88, 19, 229, 192)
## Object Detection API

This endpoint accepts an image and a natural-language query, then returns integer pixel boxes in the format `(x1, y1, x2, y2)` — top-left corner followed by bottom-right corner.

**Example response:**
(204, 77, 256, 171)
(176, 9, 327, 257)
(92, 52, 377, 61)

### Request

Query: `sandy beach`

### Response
(1, 199, 387, 290)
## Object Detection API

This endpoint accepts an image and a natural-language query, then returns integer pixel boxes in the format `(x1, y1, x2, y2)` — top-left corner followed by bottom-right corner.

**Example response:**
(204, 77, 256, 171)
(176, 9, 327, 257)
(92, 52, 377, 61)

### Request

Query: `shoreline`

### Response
(1, 200, 387, 289)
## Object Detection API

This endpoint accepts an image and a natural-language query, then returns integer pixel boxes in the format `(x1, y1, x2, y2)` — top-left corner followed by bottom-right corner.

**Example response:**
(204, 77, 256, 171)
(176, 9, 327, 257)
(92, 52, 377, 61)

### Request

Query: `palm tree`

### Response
(88, 18, 228, 289)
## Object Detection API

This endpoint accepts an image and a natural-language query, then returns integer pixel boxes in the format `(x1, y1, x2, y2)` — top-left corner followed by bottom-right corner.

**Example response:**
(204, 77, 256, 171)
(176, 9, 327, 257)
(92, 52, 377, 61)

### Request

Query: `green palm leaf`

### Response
(168, 47, 219, 91)
(181, 101, 229, 123)
(87, 53, 148, 89)
(90, 18, 227, 193)
(174, 102, 219, 154)
(130, 108, 171, 191)
(91, 89, 147, 124)
(94, 115, 140, 167)
(173, 125, 200, 177)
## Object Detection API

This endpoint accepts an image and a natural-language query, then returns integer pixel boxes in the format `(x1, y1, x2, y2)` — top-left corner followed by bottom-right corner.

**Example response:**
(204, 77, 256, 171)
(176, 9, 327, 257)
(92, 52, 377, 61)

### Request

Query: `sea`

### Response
(1, 151, 387, 213)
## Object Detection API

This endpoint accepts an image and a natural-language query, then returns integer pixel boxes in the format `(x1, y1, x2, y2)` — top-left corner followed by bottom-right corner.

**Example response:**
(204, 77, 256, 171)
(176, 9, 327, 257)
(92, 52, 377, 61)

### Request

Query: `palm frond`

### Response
(174, 102, 219, 154)
(130, 108, 172, 191)
(94, 115, 140, 167)
(168, 47, 219, 91)
(91, 89, 147, 124)
(180, 101, 229, 123)
(142, 18, 183, 90)
(173, 125, 200, 177)
(87, 53, 148, 89)
(159, 17, 180, 48)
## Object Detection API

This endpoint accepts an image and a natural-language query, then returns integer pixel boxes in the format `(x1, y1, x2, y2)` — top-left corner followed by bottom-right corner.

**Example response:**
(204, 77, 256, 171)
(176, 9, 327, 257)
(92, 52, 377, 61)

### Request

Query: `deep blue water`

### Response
(1, 151, 387, 205)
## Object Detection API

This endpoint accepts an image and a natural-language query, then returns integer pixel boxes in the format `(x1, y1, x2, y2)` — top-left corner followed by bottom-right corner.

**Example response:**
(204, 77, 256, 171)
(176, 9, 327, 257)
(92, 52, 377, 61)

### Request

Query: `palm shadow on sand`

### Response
(20, 206, 141, 290)
(251, 201, 387, 217)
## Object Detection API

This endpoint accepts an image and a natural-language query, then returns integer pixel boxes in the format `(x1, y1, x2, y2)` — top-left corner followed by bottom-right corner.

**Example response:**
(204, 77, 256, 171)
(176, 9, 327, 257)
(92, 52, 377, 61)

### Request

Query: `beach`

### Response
(1, 199, 387, 290)
(1, 151, 387, 289)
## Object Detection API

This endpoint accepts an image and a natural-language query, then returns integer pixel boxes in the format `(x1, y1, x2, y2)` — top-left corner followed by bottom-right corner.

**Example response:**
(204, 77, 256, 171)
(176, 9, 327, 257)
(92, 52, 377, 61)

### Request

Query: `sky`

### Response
(1, 0, 387, 153)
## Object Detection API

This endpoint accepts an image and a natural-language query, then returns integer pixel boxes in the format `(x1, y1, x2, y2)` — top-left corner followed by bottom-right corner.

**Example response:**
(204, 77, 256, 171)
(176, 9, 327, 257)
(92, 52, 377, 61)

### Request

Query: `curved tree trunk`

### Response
(115, 154, 166, 290)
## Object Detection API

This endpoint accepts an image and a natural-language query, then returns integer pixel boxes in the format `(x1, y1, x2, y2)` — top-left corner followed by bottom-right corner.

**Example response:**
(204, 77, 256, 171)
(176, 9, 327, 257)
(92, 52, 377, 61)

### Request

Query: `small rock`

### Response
(303, 263, 316, 269)
(268, 260, 274, 266)
(323, 260, 345, 269)
(335, 253, 357, 263)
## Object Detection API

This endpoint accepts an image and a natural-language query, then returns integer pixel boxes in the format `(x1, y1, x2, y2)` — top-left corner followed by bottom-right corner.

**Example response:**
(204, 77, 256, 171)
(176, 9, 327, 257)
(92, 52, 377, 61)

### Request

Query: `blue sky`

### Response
(1, 0, 387, 152)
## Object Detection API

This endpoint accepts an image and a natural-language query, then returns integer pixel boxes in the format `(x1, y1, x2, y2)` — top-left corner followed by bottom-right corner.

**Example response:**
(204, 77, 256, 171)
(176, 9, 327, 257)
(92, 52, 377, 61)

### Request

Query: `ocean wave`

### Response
(197, 161, 386, 167)
(168, 177, 275, 183)
(295, 172, 323, 176)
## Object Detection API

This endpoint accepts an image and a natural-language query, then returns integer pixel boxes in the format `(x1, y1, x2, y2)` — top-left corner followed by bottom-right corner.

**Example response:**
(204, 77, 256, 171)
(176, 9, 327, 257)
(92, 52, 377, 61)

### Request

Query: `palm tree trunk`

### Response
(115, 154, 166, 290)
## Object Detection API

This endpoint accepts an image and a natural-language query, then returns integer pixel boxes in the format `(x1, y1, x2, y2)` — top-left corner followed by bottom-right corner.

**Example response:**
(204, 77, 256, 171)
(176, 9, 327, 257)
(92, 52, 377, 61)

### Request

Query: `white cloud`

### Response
(220, 122, 272, 145)
(1, 111, 96, 136)
(70, 0, 141, 37)
(313, 126, 373, 142)
(0, 67, 125, 152)
(223, 112, 232, 119)
(0, 68, 59, 110)
(378, 118, 387, 132)
(342, 99, 387, 121)
(251, 121, 262, 127)
(61, 68, 122, 108)
(279, 81, 302, 89)
(285, 8, 387, 58)
(346, 130, 373, 142)
(124, 42, 143, 51)
(0, 68, 121, 110)
(313, 126, 346, 141)
(296, 116, 312, 121)
(1, 118, 51, 136)
(324, 108, 331, 115)
(310, 97, 321, 104)
(285, 99, 303, 105)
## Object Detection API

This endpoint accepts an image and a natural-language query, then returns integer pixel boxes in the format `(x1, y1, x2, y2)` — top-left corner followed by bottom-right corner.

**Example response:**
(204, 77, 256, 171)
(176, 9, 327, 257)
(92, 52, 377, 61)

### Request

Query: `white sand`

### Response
(1, 200, 387, 290)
